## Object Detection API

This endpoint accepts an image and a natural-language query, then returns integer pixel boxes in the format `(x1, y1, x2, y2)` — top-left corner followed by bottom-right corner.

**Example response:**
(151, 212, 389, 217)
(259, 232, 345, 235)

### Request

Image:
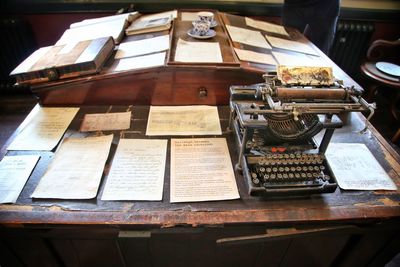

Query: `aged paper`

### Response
(101, 139, 167, 201)
(266, 35, 319, 56)
(80, 112, 131, 132)
(245, 17, 289, 37)
(7, 105, 79, 151)
(272, 51, 325, 67)
(181, 12, 200, 21)
(170, 138, 239, 203)
(0, 155, 40, 203)
(31, 135, 113, 199)
(174, 39, 223, 63)
(234, 48, 276, 65)
(146, 106, 222, 136)
(326, 143, 397, 190)
(115, 35, 170, 59)
(115, 52, 165, 72)
(226, 25, 271, 49)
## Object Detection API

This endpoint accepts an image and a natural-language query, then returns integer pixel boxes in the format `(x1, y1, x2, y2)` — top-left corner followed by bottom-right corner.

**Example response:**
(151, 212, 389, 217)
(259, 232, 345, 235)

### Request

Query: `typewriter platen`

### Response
(229, 66, 375, 197)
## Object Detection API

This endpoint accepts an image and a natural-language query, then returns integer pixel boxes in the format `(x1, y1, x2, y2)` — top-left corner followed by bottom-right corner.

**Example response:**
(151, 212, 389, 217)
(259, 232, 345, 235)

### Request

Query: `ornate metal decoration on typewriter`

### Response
(229, 66, 376, 196)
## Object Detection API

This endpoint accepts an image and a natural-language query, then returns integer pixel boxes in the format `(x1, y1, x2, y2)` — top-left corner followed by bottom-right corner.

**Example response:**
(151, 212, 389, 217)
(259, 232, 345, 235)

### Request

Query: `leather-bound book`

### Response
(10, 36, 115, 85)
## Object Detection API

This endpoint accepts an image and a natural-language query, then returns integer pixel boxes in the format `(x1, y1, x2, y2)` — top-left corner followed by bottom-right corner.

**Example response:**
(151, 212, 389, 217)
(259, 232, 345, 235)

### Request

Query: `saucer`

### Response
(376, 61, 400, 77)
(187, 29, 216, 39)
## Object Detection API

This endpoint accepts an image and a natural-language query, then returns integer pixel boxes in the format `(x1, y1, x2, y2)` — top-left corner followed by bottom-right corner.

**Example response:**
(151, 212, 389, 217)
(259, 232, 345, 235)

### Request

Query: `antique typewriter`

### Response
(229, 66, 375, 197)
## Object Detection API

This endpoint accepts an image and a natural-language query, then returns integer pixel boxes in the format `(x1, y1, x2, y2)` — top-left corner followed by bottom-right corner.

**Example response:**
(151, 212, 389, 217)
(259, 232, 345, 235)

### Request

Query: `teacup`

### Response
(197, 11, 214, 24)
(192, 20, 211, 36)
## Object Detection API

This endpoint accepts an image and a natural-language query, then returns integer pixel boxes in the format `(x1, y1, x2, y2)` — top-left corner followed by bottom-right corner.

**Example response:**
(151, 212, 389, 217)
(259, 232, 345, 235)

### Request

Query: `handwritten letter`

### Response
(226, 25, 271, 49)
(80, 112, 131, 132)
(101, 139, 167, 201)
(7, 105, 79, 151)
(174, 39, 222, 63)
(31, 135, 113, 199)
(146, 106, 221, 136)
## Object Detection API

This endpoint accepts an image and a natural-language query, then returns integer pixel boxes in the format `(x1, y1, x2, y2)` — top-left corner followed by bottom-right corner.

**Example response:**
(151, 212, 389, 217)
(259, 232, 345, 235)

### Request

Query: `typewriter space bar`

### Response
(263, 181, 325, 189)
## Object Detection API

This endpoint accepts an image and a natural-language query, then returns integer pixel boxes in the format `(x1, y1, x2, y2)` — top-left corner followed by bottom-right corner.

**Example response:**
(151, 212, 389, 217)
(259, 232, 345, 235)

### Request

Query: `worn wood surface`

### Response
(0, 105, 399, 227)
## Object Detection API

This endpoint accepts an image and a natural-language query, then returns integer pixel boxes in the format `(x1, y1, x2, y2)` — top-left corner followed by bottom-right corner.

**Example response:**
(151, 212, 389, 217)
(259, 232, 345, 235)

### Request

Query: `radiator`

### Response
(0, 18, 37, 91)
(329, 21, 374, 79)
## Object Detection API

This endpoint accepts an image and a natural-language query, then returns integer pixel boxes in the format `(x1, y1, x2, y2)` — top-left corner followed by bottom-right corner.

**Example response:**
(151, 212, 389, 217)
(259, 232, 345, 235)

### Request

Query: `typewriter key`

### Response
(252, 178, 260, 185)
(251, 172, 258, 179)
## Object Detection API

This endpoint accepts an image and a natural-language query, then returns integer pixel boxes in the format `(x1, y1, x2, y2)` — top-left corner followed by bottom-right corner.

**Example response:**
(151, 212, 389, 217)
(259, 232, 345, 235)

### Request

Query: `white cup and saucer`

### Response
(187, 11, 217, 39)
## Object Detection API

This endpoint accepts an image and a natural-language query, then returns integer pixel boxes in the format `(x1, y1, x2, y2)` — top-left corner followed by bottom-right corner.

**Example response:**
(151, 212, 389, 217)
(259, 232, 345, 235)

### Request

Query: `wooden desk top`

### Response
(0, 105, 399, 227)
(29, 11, 363, 107)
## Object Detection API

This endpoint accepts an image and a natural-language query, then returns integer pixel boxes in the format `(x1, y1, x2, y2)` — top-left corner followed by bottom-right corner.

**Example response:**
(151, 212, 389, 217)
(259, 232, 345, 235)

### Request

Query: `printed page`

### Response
(266, 35, 319, 56)
(245, 17, 289, 37)
(115, 35, 170, 59)
(226, 25, 271, 49)
(7, 105, 79, 151)
(170, 138, 239, 203)
(146, 106, 221, 136)
(0, 155, 40, 203)
(326, 143, 397, 190)
(101, 139, 167, 201)
(115, 52, 166, 72)
(31, 135, 113, 199)
(174, 39, 223, 63)
(80, 112, 131, 132)
(234, 48, 277, 65)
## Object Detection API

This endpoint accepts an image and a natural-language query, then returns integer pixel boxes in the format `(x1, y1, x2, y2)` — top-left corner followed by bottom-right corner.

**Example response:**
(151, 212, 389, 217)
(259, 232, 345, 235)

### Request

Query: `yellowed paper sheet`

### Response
(326, 143, 397, 190)
(181, 12, 200, 21)
(115, 52, 165, 72)
(266, 35, 319, 56)
(272, 51, 325, 67)
(234, 48, 277, 65)
(0, 155, 40, 203)
(146, 106, 222, 136)
(31, 135, 113, 199)
(245, 17, 289, 37)
(7, 105, 79, 151)
(174, 39, 222, 63)
(170, 138, 239, 203)
(115, 35, 170, 59)
(80, 112, 131, 132)
(226, 25, 271, 49)
(101, 139, 167, 201)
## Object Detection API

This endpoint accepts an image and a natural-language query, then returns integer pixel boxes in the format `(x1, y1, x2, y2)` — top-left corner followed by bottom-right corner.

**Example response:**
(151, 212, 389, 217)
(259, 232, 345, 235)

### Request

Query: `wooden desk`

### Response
(1, 10, 399, 267)
(1, 105, 400, 267)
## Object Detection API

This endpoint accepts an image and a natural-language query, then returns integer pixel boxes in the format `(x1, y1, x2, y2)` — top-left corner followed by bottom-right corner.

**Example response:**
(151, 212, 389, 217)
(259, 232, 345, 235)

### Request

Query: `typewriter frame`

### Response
(228, 79, 375, 197)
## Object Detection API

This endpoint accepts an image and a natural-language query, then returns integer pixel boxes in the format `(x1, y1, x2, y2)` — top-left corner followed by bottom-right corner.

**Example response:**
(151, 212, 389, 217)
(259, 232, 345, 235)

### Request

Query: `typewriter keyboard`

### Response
(248, 153, 335, 191)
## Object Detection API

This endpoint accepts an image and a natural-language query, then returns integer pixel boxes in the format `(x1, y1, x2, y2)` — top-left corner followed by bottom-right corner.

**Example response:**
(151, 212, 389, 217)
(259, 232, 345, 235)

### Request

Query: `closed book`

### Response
(10, 37, 115, 85)
(125, 16, 172, 36)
